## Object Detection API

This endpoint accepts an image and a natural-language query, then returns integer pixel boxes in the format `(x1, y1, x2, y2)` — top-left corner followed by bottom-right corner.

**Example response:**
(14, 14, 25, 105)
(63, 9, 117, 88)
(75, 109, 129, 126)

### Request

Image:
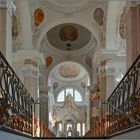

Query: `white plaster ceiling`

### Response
(46, 0, 95, 14)
(47, 0, 90, 7)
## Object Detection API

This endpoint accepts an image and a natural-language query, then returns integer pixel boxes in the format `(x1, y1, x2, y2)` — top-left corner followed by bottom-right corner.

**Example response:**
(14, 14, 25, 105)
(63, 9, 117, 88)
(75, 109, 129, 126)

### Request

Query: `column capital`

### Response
(23, 64, 41, 78)
(33, 66, 41, 78)
(131, 1, 140, 7)
(106, 66, 115, 76)
(23, 64, 34, 77)
(0, 0, 16, 16)
(13, 50, 45, 65)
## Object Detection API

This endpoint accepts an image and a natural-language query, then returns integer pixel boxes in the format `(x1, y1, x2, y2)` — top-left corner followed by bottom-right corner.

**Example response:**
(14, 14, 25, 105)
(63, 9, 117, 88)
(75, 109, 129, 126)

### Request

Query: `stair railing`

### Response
(0, 52, 34, 135)
(103, 54, 140, 135)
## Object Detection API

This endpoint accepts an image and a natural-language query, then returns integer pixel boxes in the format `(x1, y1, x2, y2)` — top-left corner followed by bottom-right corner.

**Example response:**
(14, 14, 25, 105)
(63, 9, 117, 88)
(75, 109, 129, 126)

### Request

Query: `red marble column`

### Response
(126, 4, 140, 68)
(0, 2, 13, 65)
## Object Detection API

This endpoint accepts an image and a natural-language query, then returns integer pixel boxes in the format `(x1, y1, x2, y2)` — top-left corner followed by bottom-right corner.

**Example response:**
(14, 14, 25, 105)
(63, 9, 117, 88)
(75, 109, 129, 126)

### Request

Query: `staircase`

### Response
(85, 53, 140, 138)
(0, 51, 140, 139)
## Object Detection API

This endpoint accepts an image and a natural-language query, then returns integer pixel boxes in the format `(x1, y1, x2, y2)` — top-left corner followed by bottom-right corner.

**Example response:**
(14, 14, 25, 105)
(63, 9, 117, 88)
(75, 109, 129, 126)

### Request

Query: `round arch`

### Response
(47, 61, 91, 87)
(56, 87, 83, 103)
(36, 17, 100, 50)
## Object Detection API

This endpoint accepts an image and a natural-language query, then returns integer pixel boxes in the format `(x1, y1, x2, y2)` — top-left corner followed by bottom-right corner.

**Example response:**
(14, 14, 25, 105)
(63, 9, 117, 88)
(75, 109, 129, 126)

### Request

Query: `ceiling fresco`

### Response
(59, 25, 78, 42)
(47, 23, 91, 51)
(59, 63, 80, 78)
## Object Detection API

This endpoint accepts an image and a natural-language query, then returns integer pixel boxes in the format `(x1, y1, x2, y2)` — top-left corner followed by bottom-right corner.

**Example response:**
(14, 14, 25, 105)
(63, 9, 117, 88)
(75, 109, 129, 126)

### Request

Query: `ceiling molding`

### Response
(41, 34, 97, 58)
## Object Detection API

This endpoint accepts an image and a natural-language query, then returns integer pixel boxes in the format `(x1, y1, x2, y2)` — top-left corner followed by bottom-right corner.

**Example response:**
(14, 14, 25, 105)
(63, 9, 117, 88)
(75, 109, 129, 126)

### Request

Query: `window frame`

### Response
(56, 87, 82, 103)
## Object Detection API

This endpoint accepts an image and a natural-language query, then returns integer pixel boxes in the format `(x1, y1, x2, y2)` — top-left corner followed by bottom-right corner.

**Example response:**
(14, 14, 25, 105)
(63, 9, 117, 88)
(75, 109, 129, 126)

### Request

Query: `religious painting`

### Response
(59, 25, 78, 41)
(85, 57, 92, 67)
(59, 63, 80, 78)
(46, 56, 53, 67)
(94, 8, 104, 26)
(34, 8, 44, 26)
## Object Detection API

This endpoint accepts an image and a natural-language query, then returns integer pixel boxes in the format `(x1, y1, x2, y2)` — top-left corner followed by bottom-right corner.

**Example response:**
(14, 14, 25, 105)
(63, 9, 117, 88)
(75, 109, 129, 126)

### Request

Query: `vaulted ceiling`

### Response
(26, 0, 108, 90)
(12, 0, 126, 94)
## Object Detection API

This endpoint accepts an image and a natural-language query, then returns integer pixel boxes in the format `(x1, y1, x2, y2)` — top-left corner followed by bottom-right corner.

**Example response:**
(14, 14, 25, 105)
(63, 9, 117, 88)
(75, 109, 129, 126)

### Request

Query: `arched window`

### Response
(67, 124, 72, 131)
(57, 88, 82, 102)
(58, 123, 62, 132)
(66, 88, 73, 97)
(75, 90, 82, 101)
(82, 123, 85, 136)
(77, 123, 81, 136)
(57, 90, 65, 102)
(68, 131, 72, 136)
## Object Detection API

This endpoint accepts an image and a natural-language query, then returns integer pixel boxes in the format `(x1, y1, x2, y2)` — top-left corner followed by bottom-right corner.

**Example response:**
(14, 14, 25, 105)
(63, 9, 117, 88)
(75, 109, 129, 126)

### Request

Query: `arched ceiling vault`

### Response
(24, 0, 108, 90)
(48, 61, 90, 86)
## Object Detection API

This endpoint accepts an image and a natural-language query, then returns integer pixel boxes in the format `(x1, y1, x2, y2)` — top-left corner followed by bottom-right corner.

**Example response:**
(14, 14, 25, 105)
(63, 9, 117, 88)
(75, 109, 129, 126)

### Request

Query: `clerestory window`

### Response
(57, 88, 82, 102)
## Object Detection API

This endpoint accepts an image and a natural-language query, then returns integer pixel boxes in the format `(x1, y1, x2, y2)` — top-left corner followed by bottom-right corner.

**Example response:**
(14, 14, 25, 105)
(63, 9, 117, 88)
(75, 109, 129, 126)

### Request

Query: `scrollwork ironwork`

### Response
(105, 54, 140, 135)
(0, 52, 34, 135)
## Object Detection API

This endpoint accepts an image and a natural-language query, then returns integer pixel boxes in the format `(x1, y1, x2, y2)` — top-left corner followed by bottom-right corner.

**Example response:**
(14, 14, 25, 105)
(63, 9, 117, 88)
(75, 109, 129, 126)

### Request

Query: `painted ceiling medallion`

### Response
(46, 56, 53, 67)
(47, 23, 91, 51)
(59, 63, 80, 78)
(119, 11, 127, 39)
(34, 8, 44, 26)
(94, 8, 104, 26)
(59, 25, 78, 41)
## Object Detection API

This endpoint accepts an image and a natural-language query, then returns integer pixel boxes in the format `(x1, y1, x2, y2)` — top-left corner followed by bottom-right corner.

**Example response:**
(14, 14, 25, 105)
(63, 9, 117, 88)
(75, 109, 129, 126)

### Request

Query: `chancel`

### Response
(0, 0, 140, 140)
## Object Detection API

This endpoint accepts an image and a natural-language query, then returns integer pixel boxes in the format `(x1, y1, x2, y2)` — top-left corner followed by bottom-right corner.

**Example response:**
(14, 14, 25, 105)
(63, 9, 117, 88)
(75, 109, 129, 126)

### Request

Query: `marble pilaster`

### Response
(126, 3, 140, 68)
(0, 0, 15, 65)
(23, 59, 40, 137)
(105, 66, 115, 100)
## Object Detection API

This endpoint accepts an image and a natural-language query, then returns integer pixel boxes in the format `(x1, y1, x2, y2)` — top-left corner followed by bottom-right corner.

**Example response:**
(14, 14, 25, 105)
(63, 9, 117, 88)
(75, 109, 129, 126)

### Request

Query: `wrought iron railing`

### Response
(85, 54, 140, 137)
(103, 54, 140, 135)
(0, 50, 139, 138)
(0, 52, 34, 135)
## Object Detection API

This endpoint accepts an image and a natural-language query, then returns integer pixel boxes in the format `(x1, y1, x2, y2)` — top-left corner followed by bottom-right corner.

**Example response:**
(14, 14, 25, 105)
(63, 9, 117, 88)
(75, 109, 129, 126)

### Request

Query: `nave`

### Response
(0, 0, 140, 139)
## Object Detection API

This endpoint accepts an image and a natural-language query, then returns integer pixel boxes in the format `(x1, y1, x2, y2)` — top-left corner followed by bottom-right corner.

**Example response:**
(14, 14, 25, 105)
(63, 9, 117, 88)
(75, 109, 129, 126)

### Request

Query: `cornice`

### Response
(0, 0, 16, 16)
(41, 34, 97, 58)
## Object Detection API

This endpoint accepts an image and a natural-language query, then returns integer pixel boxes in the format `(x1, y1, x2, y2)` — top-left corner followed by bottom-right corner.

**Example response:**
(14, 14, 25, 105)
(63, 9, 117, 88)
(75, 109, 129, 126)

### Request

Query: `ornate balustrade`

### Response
(85, 54, 140, 137)
(0, 52, 34, 135)
(0, 50, 139, 138)
(104, 54, 140, 135)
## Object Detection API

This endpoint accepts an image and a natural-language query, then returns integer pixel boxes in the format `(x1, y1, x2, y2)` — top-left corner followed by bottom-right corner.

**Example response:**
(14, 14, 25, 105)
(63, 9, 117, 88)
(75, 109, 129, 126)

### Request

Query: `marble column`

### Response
(15, 1, 33, 50)
(105, 66, 115, 100)
(0, 0, 15, 65)
(106, 1, 124, 50)
(40, 90, 48, 137)
(23, 59, 40, 137)
(81, 122, 83, 136)
(97, 68, 106, 102)
(86, 89, 90, 132)
(126, 3, 140, 68)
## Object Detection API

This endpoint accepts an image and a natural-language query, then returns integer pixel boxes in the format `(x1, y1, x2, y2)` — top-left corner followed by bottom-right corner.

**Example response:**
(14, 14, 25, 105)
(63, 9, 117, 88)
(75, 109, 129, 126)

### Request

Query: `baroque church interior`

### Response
(0, 0, 140, 139)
